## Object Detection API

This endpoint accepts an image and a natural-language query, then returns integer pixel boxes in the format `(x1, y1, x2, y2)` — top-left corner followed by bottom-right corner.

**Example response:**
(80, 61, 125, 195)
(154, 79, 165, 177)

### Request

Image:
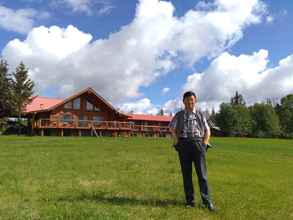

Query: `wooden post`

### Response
(61, 129, 64, 136)
(31, 114, 36, 136)
(41, 129, 44, 136)
(91, 123, 98, 137)
(78, 129, 81, 136)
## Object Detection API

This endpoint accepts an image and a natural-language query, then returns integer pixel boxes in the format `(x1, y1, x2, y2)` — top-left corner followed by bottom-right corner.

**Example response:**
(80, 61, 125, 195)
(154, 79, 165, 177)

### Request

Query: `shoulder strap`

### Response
(196, 109, 206, 136)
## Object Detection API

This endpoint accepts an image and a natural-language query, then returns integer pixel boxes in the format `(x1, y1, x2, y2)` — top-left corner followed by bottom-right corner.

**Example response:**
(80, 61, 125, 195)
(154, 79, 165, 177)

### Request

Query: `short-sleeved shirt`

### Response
(169, 107, 210, 138)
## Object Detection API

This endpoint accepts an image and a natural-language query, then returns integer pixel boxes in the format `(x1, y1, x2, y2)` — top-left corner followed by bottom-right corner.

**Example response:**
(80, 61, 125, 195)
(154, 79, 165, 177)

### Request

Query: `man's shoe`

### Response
(185, 202, 195, 208)
(200, 201, 217, 212)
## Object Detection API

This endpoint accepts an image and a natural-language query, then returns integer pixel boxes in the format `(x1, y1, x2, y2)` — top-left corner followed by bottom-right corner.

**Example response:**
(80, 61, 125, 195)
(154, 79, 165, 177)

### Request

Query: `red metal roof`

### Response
(127, 114, 173, 122)
(24, 96, 63, 113)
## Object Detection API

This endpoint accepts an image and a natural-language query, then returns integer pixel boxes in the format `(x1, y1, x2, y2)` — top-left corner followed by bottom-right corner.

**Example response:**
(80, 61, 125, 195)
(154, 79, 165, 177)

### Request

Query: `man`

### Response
(168, 91, 216, 212)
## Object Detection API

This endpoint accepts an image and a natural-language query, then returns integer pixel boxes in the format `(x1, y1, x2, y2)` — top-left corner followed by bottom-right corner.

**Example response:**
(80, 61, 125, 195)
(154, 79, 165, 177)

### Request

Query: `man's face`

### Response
(183, 95, 196, 111)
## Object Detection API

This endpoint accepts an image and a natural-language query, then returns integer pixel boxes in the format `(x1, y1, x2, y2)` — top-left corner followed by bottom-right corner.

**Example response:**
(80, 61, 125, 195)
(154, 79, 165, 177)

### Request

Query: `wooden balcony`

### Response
(33, 119, 171, 134)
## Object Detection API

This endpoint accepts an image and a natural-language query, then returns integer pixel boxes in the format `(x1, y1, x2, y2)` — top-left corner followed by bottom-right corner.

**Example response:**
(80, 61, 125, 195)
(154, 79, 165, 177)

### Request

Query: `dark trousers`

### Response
(177, 138, 211, 204)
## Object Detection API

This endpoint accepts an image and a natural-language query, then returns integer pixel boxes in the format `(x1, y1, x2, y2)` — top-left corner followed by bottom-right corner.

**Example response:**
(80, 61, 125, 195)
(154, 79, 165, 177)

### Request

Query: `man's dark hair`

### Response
(183, 91, 197, 101)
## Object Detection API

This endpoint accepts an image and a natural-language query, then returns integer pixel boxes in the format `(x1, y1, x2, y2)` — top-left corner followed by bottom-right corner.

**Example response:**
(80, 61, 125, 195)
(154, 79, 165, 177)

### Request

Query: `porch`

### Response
(32, 119, 171, 137)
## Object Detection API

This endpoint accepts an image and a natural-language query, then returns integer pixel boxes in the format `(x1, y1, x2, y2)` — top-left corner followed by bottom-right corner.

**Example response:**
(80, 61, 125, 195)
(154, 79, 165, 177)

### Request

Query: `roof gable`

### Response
(24, 87, 127, 117)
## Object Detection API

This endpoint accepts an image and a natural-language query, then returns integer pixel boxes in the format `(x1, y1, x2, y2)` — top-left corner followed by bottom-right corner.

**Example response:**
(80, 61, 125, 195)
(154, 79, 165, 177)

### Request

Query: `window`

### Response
(94, 106, 100, 111)
(64, 101, 72, 109)
(61, 114, 73, 122)
(93, 116, 103, 122)
(86, 101, 93, 111)
(79, 115, 87, 120)
(73, 98, 81, 110)
(86, 100, 101, 111)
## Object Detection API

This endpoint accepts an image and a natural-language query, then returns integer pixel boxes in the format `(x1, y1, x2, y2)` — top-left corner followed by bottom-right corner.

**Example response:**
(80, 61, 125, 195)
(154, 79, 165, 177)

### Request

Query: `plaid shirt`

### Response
(169, 106, 210, 138)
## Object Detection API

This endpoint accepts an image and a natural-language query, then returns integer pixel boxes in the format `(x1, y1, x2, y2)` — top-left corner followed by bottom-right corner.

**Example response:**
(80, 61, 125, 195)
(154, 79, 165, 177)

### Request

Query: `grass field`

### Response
(0, 135, 292, 220)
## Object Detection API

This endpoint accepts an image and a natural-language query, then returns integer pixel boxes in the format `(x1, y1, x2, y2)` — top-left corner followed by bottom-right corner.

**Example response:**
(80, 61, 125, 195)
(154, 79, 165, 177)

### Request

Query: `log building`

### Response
(23, 87, 172, 137)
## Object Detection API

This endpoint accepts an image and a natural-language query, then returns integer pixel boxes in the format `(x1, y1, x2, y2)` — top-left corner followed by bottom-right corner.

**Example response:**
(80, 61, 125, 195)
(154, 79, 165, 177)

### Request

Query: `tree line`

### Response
(210, 91, 293, 138)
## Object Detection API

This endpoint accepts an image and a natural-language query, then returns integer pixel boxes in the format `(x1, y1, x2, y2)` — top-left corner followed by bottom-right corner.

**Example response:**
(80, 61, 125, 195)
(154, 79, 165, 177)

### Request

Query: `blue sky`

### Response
(0, 0, 293, 113)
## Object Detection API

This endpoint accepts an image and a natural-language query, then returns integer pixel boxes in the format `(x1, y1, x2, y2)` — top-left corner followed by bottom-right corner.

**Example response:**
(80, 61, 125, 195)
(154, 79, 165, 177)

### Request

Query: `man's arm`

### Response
(168, 114, 178, 146)
(203, 126, 211, 145)
(170, 127, 178, 146)
(203, 116, 211, 145)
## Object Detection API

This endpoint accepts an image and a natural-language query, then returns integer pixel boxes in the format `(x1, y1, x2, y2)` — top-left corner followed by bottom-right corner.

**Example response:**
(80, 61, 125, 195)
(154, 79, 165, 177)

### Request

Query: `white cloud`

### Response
(2, 0, 267, 104)
(161, 87, 170, 95)
(118, 98, 159, 115)
(0, 5, 49, 34)
(51, 0, 114, 15)
(96, 0, 115, 16)
(266, 15, 274, 24)
(2, 25, 92, 94)
(119, 95, 183, 115)
(181, 49, 293, 111)
(162, 98, 183, 114)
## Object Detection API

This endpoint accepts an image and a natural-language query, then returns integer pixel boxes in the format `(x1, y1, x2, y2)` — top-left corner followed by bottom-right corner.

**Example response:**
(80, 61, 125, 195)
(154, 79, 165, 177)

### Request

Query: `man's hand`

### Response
(172, 137, 178, 148)
(170, 128, 178, 148)
(203, 126, 211, 145)
(173, 136, 178, 145)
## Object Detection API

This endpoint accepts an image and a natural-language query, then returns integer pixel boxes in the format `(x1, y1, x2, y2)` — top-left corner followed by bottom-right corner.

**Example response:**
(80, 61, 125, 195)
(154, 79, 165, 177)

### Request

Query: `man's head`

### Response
(183, 91, 197, 111)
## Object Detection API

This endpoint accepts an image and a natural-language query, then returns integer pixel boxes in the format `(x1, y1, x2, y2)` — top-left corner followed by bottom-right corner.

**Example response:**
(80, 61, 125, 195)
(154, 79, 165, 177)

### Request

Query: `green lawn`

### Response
(0, 135, 292, 220)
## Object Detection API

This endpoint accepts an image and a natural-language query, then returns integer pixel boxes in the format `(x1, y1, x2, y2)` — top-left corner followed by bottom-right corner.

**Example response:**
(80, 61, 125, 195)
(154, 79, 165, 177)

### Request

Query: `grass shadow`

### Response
(53, 191, 183, 207)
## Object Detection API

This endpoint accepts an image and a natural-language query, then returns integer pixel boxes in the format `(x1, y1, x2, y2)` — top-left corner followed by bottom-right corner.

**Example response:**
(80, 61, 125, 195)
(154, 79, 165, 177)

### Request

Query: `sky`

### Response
(0, 0, 293, 114)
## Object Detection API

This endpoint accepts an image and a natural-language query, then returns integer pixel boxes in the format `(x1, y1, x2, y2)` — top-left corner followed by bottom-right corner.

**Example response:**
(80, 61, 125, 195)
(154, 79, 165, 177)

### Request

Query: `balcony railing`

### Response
(34, 119, 171, 133)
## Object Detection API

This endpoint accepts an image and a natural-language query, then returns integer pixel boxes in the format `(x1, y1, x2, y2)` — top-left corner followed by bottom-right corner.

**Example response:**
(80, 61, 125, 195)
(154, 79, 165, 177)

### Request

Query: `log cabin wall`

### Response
(49, 92, 120, 122)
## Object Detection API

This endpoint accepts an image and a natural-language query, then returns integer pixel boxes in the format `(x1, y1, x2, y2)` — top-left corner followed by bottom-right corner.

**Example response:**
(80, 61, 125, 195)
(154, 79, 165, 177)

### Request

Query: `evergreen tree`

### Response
(209, 107, 217, 124)
(12, 62, 34, 134)
(230, 91, 246, 106)
(157, 108, 164, 116)
(0, 59, 13, 118)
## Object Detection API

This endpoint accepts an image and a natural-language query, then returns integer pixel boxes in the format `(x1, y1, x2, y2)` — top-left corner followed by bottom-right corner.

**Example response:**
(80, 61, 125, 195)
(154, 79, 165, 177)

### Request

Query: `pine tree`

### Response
(157, 108, 164, 116)
(208, 107, 219, 130)
(230, 91, 246, 106)
(12, 62, 34, 134)
(0, 59, 13, 118)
